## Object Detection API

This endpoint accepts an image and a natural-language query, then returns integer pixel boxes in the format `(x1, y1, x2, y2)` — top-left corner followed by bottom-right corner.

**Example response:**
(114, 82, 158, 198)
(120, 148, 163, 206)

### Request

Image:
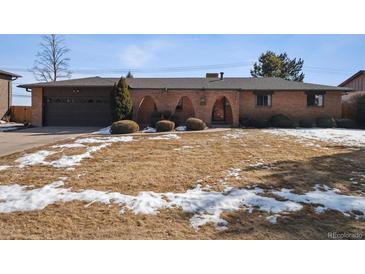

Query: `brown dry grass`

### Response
(0, 129, 364, 239)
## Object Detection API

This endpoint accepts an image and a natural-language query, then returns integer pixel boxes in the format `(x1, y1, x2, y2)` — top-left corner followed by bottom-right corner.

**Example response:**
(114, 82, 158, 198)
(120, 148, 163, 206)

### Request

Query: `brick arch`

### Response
(210, 95, 234, 125)
(173, 96, 195, 125)
(137, 95, 157, 126)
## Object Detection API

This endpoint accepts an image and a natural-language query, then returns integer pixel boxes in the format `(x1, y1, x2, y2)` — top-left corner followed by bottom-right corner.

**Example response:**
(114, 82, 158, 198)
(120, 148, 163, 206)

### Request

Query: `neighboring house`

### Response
(19, 73, 350, 127)
(0, 70, 21, 120)
(339, 70, 365, 118)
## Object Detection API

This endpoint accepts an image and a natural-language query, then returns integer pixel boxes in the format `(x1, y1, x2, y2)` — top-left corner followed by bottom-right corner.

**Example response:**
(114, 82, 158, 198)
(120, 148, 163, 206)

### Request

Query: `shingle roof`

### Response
(18, 76, 351, 92)
(0, 69, 21, 78)
(338, 70, 365, 87)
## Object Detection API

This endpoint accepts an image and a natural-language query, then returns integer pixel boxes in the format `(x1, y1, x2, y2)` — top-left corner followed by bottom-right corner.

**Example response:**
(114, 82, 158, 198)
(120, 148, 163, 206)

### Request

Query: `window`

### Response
(256, 94, 272, 107)
(307, 94, 324, 107)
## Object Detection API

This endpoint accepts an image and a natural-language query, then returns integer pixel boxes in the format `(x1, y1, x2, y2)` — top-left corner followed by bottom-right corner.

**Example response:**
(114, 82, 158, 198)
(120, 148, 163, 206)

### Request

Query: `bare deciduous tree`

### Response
(31, 34, 72, 82)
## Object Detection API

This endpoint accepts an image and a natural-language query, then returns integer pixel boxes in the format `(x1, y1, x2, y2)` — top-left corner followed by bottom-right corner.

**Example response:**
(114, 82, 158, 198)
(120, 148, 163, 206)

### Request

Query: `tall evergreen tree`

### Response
(111, 77, 133, 121)
(126, 70, 134, 78)
(250, 51, 305, 82)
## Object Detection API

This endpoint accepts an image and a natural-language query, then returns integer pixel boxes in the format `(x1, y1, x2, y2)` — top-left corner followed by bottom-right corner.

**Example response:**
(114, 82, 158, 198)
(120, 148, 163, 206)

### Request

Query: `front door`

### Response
(212, 97, 226, 122)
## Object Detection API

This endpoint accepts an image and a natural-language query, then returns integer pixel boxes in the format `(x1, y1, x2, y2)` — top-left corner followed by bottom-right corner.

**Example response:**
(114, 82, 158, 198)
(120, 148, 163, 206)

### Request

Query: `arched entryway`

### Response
(137, 96, 157, 126)
(211, 96, 233, 125)
(173, 96, 195, 125)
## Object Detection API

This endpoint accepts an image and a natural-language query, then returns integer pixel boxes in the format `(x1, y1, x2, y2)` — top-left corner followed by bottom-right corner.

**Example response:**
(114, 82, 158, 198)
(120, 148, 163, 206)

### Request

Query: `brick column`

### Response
(31, 87, 43, 126)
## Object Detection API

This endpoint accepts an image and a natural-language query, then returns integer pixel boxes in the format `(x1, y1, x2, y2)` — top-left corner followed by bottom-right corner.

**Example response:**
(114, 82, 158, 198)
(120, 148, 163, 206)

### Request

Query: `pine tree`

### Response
(126, 70, 134, 78)
(111, 77, 133, 121)
(250, 51, 304, 82)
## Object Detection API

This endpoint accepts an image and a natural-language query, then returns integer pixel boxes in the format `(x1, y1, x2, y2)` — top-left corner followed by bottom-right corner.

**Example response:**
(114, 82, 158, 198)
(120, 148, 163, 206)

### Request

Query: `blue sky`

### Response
(0, 34, 364, 106)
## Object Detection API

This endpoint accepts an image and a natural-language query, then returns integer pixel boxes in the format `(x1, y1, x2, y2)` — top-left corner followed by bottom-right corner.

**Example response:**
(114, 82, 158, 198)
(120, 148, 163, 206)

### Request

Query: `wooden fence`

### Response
(10, 106, 32, 123)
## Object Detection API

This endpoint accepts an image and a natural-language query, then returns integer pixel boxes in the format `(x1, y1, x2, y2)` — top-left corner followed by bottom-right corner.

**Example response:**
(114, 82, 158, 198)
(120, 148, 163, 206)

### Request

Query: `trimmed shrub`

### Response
(239, 117, 250, 127)
(249, 118, 269, 128)
(156, 120, 175, 132)
(299, 118, 315, 128)
(111, 120, 139, 134)
(335, 118, 357, 129)
(316, 116, 336, 128)
(186, 117, 206, 131)
(270, 114, 294, 128)
(150, 111, 163, 127)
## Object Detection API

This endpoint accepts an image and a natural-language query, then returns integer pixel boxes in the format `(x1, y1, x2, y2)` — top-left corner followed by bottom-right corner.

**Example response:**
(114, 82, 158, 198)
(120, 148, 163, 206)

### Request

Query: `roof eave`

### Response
(338, 70, 365, 87)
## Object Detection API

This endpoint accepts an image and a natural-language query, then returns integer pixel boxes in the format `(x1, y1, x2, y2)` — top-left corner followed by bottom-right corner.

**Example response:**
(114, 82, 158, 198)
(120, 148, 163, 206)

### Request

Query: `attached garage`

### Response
(43, 87, 112, 126)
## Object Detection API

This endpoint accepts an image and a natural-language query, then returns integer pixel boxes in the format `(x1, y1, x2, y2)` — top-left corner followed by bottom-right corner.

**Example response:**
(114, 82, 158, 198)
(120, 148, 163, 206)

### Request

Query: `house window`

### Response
(256, 94, 272, 107)
(307, 94, 324, 107)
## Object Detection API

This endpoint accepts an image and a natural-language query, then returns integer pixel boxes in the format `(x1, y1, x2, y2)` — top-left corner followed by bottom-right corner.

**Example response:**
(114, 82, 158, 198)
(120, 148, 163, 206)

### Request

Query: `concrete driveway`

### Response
(0, 127, 99, 157)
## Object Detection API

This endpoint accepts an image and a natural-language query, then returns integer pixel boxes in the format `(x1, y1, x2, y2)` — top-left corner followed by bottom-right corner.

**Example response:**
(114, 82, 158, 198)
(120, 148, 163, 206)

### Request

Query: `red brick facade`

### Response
(130, 89, 240, 127)
(129, 89, 341, 127)
(30, 87, 342, 127)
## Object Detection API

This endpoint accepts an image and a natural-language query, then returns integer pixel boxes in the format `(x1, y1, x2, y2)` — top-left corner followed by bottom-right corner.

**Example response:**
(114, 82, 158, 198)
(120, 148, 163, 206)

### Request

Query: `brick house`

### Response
(0, 70, 21, 119)
(19, 73, 351, 127)
(339, 70, 365, 119)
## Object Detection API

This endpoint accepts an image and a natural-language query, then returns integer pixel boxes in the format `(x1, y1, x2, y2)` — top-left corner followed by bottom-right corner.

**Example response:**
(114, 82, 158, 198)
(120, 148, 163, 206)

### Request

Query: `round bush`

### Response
(335, 118, 357, 129)
(186, 118, 206, 131)
(299, 118, 315, 128)
(316, 116, 336, 128)
(270, 114, 294, 128)
(249, 118, 269, 128)
(156, 120, 175, 132)
(239, 117, 250, 127)
(111, 120, 139, 134)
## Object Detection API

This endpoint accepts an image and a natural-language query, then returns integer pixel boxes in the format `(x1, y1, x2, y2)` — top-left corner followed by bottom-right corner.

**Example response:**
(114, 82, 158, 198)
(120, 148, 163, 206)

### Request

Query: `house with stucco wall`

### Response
(19, 73, 351, 127)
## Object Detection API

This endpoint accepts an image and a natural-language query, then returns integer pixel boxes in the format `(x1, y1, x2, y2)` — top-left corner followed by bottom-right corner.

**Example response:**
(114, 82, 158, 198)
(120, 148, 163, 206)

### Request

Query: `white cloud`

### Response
(119, 40, 170, 68)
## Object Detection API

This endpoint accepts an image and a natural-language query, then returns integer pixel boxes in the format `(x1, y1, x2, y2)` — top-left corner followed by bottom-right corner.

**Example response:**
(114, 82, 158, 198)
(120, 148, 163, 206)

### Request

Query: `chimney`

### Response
(206, 73, 219, 78)
(220, 72, 224, 80)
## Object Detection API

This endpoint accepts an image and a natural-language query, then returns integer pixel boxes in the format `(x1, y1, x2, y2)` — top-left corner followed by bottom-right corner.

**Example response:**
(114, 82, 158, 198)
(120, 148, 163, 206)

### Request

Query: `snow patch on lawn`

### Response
(142, 127, 157, 133)
(265, 128, 365, 147)
(175, 126, 187, 131)
(13, 144, 110, 168)
(0, 165, 11, 171)
(15, 150, 58, 167)
(76, 136, 133, 144)
(92, 126, 111, 135)
(49, 144, 110, 168)
(223, 130, 246, 140)
(148, 134, 181, 140)
(51, 143, 86, 149)
(1, 178, 365, 230)
(273, 184, 365, 218)
(0, 180, 301, 230)
(3, 132, 182, 171)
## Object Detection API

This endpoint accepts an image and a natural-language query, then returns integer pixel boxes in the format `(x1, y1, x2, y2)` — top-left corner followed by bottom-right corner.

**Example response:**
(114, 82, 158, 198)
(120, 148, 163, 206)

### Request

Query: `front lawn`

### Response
(0, 128, 364, 239)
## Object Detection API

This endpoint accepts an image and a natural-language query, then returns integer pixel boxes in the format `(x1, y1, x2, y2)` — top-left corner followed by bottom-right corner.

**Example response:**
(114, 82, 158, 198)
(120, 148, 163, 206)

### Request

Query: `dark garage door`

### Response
(44, 88, 112, 126)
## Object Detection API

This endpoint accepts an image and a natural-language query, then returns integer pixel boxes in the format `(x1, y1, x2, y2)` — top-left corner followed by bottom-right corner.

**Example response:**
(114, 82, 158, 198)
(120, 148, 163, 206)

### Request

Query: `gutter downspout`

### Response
(7, 76, 19, 120)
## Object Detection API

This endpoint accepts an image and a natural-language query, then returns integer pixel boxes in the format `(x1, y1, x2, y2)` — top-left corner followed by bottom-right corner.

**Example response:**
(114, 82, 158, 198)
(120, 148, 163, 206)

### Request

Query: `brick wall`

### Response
(28, 87, 342, 127)
(31, 87, 43, 126)
(239, 90, 342, 121)
(130, 89, 240, 126)
(0, 78, 10, 119)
